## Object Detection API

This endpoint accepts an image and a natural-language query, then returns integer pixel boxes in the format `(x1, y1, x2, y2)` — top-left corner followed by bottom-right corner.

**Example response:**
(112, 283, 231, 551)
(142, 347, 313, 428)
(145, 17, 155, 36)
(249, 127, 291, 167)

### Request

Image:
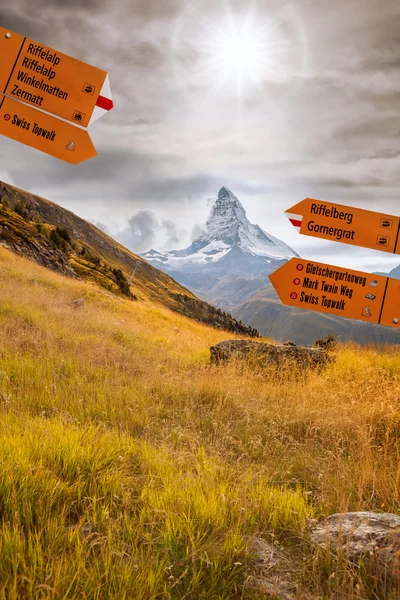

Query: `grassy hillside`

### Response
(0, 247, 400, 598)
(0, 180, 258, 338)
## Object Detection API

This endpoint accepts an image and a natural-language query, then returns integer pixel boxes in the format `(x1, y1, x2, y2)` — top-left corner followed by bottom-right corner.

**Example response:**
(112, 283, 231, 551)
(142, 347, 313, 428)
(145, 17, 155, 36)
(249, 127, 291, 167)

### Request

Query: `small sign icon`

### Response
(72, 110, 86, 123)
(3, 113, 10, 121)
(296, 264, 304, 271)
(365, 293, 376, 301)
(376, 235, 390, 247)
(65, 140, 76, 151)
(293, 278, 301, 285)
(83, 83, 96, 95)
(380, 218, 393, 229)
(362, 306, 372, 318)
(290, 292, 298, 299)
(369, 280, 379, 287)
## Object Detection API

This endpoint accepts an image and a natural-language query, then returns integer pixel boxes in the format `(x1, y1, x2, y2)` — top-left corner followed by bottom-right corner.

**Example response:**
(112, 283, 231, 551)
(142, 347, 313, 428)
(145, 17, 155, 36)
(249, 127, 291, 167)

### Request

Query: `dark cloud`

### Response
(32, 0, 109, 9)
(333, 117, 400, 142)
(130, 42, 165, 68)
(125, 175, 220, 202)
(36, 0, 104, 8)
(117, 210, 158, 252)
(324, 177, 385, 188)
(0, 8, 52, 39)
(121, 0, 182, 19)
(12, 0, 182, 18)
(370, 150, 400, 160)
(317, 179, 358, 189)
(161, 219, 180, 247)
(0, 0, 398, 273)
(9, 146, 181, 189)
(134, 118, 158, 126)
(115, 210, 183, 252)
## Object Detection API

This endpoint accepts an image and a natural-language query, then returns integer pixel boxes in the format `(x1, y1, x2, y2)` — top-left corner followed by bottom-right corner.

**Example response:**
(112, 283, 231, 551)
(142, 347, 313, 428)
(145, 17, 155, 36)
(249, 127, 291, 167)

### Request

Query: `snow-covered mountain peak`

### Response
(218, 186, 232, 199)
(192, 186, 298, 260)
(141, 186, 298, 274)
(196, 186, 248, 248)
(206, 187, 247, 233)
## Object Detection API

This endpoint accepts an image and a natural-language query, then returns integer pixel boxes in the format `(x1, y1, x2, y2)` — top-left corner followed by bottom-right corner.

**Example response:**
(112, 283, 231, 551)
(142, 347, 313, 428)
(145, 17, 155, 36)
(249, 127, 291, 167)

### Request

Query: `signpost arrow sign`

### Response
(0, 96, 97, 165)
(286, 198, 400, 255)
(0, 26, 113, 129)
(269, 258, 400, 328)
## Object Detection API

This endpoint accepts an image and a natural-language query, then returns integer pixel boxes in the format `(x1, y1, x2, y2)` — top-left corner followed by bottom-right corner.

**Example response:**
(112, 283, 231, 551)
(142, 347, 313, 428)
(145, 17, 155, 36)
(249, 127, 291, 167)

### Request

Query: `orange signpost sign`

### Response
(0, 96, 96, 164)
(0, 26, 113, 128)
(269, 258, 400, 328)
(286, 198, 400, 255)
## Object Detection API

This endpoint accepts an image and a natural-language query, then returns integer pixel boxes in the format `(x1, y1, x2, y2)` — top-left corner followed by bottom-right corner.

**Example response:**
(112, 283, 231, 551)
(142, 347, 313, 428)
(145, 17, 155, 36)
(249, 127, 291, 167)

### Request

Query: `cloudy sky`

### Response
(0, 0, 399, 273)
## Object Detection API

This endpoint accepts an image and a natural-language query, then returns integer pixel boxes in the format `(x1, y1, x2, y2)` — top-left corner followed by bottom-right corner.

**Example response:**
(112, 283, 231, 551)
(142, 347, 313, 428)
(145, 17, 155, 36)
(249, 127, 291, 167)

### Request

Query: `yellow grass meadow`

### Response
(0, 246, 400, 599)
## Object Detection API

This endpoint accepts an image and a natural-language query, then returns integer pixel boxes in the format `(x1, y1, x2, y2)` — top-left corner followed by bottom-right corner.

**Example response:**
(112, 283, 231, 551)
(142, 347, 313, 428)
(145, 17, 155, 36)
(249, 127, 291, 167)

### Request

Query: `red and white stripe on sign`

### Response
(89, 75, 113, 125)
(285, 212, 303, 232)
(96, 95, 113, 111)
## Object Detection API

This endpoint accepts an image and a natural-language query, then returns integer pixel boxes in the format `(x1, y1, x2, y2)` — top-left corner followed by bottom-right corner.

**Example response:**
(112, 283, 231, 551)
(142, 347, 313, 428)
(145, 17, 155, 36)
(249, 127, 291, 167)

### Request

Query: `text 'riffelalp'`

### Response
(10, 43, 69, 107)
(26, 44, 61, 67)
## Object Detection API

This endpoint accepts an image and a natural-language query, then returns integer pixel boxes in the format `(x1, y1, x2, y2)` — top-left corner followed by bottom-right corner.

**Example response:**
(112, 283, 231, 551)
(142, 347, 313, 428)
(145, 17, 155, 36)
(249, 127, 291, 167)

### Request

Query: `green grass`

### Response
(0, 417, 312, 599)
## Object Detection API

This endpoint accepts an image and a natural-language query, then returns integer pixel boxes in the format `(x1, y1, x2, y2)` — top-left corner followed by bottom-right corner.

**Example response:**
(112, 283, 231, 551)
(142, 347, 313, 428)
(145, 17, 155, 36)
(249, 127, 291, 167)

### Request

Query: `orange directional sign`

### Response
(0, 96, 96, 164)
(269, 258, 400, 328)
(0, 25, 113, 128)
(286, 198, 400, 255)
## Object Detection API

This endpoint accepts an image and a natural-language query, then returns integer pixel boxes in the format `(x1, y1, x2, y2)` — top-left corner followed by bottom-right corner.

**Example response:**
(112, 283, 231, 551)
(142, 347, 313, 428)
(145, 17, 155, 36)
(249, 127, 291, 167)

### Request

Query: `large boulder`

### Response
(210, 339, 331, 369)
(310, 512, 400, 581)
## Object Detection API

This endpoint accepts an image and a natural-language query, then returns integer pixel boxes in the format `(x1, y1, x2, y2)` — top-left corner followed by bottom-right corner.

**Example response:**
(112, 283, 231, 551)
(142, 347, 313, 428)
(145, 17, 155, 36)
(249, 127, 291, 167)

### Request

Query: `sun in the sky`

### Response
(172, 0, 307, 106)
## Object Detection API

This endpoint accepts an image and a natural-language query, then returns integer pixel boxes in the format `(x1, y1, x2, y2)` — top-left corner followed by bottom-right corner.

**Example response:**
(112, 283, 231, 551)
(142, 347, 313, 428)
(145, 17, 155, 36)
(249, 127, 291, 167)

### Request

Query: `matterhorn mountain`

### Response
(142, 187, 298, 307)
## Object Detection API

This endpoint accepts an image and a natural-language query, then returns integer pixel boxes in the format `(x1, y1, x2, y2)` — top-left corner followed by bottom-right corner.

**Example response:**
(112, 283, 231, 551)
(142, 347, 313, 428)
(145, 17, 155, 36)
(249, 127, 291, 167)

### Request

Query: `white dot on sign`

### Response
(394, 318, 399, 324)
(5, 33, 11, 39)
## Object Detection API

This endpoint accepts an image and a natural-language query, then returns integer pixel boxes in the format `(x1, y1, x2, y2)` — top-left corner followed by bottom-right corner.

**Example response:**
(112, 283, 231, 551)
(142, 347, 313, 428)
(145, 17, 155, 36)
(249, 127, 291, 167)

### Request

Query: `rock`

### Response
(245, 537, 312, 600)
(72, 298, 85, 307)
(246, 538, 296, 599)
(65, 520, 94, 538)
(210, 339, 331, 369)
(310, 512, 400, 578)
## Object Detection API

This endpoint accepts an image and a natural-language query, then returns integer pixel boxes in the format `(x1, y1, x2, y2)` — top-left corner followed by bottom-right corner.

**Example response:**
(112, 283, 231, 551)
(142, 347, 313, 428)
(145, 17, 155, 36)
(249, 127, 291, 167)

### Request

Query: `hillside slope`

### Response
(0, 180, 258, 337)
(0, 244, 400, 598)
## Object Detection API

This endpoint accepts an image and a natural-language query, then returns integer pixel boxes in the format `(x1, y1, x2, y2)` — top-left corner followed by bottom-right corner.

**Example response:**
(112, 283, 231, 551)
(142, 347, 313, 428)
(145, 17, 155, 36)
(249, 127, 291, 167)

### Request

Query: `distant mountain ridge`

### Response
(375, 264, 400, 280)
